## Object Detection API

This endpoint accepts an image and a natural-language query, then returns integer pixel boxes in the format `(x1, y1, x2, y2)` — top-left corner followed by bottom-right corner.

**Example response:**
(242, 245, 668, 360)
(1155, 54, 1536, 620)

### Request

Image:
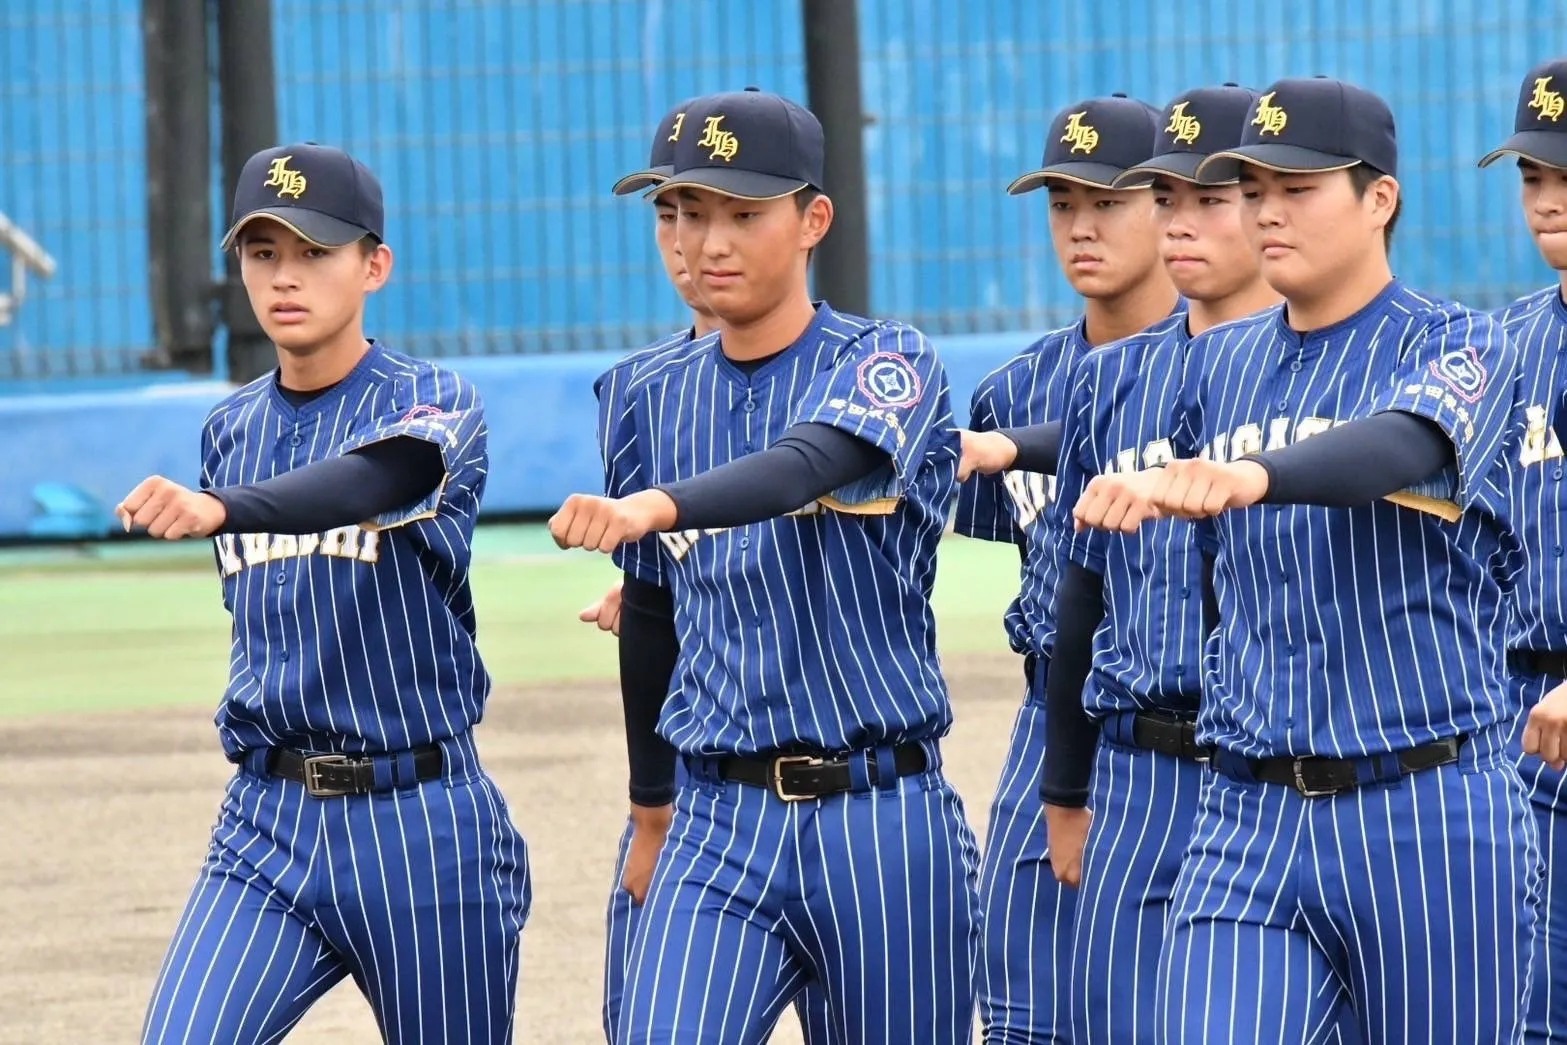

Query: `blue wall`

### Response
(0, 1, 1554, 379)
(0, 333, 1031, 539)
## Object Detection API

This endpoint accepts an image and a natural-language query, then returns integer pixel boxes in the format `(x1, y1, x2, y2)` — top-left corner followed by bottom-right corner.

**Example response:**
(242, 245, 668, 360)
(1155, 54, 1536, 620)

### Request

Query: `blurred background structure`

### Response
(0, 0, 1552, 538)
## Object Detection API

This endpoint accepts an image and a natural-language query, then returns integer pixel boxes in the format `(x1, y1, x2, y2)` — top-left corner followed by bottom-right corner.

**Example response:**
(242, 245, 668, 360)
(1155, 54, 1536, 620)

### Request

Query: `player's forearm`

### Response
(1248, 410, 1454, 507)
(618, 573, 680, 807)
(654, 422, 889, 530)
(1041, 561, 1107, 809)
(996, 421, 1063, 475)
(209, 436, 445, 535)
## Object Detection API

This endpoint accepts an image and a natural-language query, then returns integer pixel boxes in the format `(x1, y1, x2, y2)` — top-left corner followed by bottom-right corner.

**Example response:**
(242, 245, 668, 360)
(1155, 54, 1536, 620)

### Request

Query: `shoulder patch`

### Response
(856, 352, 924, 408)
(1429, 346, 1487, 404)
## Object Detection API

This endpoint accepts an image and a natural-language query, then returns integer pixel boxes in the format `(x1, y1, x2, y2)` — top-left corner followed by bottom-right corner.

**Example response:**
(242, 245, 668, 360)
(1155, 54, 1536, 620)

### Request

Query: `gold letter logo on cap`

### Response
(1060, 112, 1100, 155)
(668, 112, 686, 142)
(1166, 102, 1201, 145)
(1252, 92, 1288, 136)
(1530, 77, 1565, 122)
(263, 157, 308, 199)
(698, 116, 740, 162)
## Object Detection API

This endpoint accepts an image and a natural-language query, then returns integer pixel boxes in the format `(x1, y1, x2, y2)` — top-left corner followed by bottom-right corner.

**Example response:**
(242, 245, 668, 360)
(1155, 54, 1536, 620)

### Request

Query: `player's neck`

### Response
(1082, 276, 1178, 347)
(690, 311, 719, 338)
(275, 328, 372, 392)
(1557, 271, 1567, 304)
(1283, 255, 1395, 332)
(1187, 278, 1282, 337)
(716, 292, 816, 361)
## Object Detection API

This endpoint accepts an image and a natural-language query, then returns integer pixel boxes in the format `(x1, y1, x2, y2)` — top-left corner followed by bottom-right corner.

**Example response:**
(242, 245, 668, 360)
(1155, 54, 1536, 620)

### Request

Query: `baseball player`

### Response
(551, 88, 980, 1044)
(121, 144, 530, 1044)
(1481, 56, 1567, 1044)
(593, 97, 834, 1045)
(952, 92, 1177, 1045)
(1027, 83, 1286, 1043)
(1074, 77, 1538, 1042)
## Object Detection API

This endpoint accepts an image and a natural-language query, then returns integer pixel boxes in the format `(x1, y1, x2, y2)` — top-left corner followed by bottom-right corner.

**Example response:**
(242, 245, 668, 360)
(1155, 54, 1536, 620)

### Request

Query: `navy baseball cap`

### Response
(1479, 58, 1567, 169)
(220, 143, 384, 250)
(612, 99, 699, 196)
(652, 88, 824, 200)
(1112, 84, 1261, 188)
(1007, 94, 1163, 194)
(1196, 77, 1398, 180)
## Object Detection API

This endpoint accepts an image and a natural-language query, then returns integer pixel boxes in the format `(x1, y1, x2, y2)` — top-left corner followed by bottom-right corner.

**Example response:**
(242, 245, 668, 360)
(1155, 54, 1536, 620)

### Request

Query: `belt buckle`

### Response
(303, 754, 357, 798)
(771, 754, 825, 802)
(1291, 757, 1339, 799)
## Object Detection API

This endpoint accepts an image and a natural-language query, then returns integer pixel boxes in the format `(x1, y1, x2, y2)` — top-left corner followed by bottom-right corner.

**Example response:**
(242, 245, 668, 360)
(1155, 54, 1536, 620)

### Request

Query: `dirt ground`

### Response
(0, 654, 1021, 1044)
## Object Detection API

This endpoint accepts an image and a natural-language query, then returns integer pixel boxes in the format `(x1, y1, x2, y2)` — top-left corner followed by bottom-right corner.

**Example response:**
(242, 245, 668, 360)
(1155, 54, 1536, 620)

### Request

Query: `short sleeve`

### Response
(1369, 308, 1521, 510)
(954, 376, 1025, 544)
(788, 325, 949, 508)
(337, 367, 487, 533)
(1053, 361, 1108, 572)
(593, 364, 667, 587)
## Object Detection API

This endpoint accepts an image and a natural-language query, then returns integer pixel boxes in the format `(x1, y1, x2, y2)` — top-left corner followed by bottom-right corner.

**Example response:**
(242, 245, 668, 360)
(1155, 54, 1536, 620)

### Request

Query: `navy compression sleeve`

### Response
(1041, 561, 1106, 809)
(655, 422, 890, 530)
(996, 421, 1063, 475)
(618, 574, 680, 807)
(211, 436, 445, 535)
(1249, 411, 1454, 507)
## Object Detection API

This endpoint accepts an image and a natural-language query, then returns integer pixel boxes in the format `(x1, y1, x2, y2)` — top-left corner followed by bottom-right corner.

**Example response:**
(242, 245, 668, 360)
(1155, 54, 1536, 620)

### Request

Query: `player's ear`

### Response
(1364, 174, 1399, 234)
(800, 193, 833, 251)
(364, 242, 394, 293)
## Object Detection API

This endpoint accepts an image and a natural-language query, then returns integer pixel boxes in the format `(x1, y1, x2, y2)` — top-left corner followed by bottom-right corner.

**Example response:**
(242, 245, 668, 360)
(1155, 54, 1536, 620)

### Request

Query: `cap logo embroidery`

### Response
(1530, 77, 1564, 122)
(1252, 92, 1288, 136)
(698, 115, 740, 161)
(1060, 112, 1100, 155)
(1166, 102, 1201, 145)
(668, 112, 687, 142)
(263, 156, 307, 199)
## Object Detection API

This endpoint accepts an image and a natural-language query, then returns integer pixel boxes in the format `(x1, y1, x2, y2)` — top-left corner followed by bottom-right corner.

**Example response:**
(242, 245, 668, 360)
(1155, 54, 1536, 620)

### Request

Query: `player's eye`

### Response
(304, 247, 330, 259)
(1153, 196, 1172, 208)
(735, 211, 760, 221)
(656, 210, 677, 223)
(679, 209, 703, 221)
(1200, 196, 1226, 207)
(248, 248, 275, 260)
(1048, 201, 1070, 212)
(1284, 186, 1312, 195)
(1095, 199, 1120, 209)
(1239, 190, 1260, 201)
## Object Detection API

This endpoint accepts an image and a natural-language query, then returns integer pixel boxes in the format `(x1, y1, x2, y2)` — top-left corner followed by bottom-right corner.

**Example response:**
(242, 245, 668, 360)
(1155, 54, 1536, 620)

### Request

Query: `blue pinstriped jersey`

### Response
(1051, 313, 1205, 716)
(1176, 281, 1524, 759)
(952, 322, 1091, 657)
(599, 304, 960, 757)
(1498, 287, 1567, 655)
(201, 341, 490, 758)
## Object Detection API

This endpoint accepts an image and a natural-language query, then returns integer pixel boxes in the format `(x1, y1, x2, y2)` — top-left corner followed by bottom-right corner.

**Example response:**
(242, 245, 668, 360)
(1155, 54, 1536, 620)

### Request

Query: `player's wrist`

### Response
(1232, 457, 1274, 504)
(629, 800, 675, 828)
(630, 488, 680, 532)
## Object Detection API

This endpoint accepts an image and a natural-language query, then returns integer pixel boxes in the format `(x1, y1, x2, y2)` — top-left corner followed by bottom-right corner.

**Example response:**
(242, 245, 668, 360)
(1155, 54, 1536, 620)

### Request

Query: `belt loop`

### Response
(372, 757, 395, 791)
(847, 749, 873, 793)
(397, 750, 419, 788)
(243, 748, 271, 778)
(872, 744, 897, 789)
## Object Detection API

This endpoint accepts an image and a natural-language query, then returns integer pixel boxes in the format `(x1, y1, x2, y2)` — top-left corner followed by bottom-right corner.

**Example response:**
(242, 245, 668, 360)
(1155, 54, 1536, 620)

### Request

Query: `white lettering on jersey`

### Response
(214, 526, 382, 578)
(1003, 470, 1055, 528)
(1102, 437, 1176, 476)
(1521, 403, 1565, 467)
(658, 501, 829, 563)
(1203, 416, 1339, 462)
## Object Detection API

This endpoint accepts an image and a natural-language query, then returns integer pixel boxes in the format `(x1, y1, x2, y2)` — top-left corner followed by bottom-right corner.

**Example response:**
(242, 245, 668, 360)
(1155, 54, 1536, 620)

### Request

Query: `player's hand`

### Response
(957, 429, 1019, 481)
(1042, 803, 1093, 888)
(1148, 458, 1270, 520)
(579, 581, 625, 636)
(1072, 469, 1166, 533)
(621, 803, 674, 906)
(115, 476, 227, 540)
(1524, 680, 1567, 771)
(549, 490, 678, 553)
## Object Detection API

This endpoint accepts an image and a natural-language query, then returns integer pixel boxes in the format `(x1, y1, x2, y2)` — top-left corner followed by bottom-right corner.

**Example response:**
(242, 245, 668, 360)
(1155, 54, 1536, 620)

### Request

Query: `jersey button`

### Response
(289, 434, 303, 447)
(1180, 586, 1191, 599)
(739, 536, 751, 549)
(1556, 546, 1564, 558)
(275, 572, 287, 585)
(279, 650, 290, 662)
(1289, 361, 1303, 373)
(1276, 398, 1288, 410)
(743, 399, 758, 412)
(1554, 468, 1564, 481)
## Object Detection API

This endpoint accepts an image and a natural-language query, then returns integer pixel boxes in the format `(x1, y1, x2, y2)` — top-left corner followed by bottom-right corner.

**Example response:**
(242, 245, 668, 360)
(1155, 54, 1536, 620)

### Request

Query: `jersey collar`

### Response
(266, 338, 387, 420)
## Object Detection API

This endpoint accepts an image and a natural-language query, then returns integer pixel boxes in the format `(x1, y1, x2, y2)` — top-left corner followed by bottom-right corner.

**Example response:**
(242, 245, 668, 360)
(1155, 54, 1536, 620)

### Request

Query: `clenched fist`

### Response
(1074, 458, 1271, 533)
(1524, 680, 1567, 771)
(549, 489, 678, 553)
(957, 429, 1019, 482)
(116, 476, 227, 540)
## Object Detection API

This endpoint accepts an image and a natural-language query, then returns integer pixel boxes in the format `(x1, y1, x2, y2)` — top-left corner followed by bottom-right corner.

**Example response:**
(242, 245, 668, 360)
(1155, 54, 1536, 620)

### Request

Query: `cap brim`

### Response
(1007, 162, 1150, 195)
(1112, 152, 1240, 188)
(611, 165, 673, 196)
(649, 168, 810, 201)
(1478, 130, 1567, 169)
(1197, 144, 1360, 180)
(221, 207, 372, 251)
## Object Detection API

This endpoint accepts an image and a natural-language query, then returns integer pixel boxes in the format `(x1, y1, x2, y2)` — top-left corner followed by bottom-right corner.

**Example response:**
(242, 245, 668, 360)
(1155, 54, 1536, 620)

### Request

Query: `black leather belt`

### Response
(1510, 649, 1567, 679)
(1130, 710, 1213, 763)
(267, 745, 444, 798)
(715, 743, 928, 802)
(1215, 736, 1465, 798)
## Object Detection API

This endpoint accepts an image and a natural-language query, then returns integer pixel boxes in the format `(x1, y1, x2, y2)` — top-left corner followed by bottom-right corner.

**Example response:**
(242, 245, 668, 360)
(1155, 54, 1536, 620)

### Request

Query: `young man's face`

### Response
(237, 220, 390, 351)
(1153, 178, 1262, 302)
(1238, 165, 1394, 301)
(672, 186, 830, 325)
(1045, 180, 1164, 300)
(653, 198, 708, 315)
(1520, 159, 1567, 271)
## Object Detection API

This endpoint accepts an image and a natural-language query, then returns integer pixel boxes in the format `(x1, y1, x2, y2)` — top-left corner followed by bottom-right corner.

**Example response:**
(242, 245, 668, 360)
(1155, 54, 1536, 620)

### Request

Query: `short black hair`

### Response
(1348, 164, 1400, 249)
(795, 187, 822, 214)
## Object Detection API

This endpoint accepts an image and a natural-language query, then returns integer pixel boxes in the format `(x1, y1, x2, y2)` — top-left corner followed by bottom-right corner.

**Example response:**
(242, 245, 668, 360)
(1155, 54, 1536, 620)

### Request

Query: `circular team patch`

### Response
(1428, 346, 1487, 404)
(856, 352, 923, 409)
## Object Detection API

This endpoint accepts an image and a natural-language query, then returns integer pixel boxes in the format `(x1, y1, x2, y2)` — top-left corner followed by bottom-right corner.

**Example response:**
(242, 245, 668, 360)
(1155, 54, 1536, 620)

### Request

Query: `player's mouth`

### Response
(1164, 252, 1206, 267)
(701, 269, 743, 287)
(1069, 253, 1103, 271)
(1259, 238, 1294, 258)
(270, 302, 310, 324)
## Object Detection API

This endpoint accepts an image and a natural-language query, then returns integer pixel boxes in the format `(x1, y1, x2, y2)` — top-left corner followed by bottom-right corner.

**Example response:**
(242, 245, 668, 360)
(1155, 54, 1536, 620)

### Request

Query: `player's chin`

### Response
(1065, 268, 1131, 299)
(1532, 235, 1567, 271)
